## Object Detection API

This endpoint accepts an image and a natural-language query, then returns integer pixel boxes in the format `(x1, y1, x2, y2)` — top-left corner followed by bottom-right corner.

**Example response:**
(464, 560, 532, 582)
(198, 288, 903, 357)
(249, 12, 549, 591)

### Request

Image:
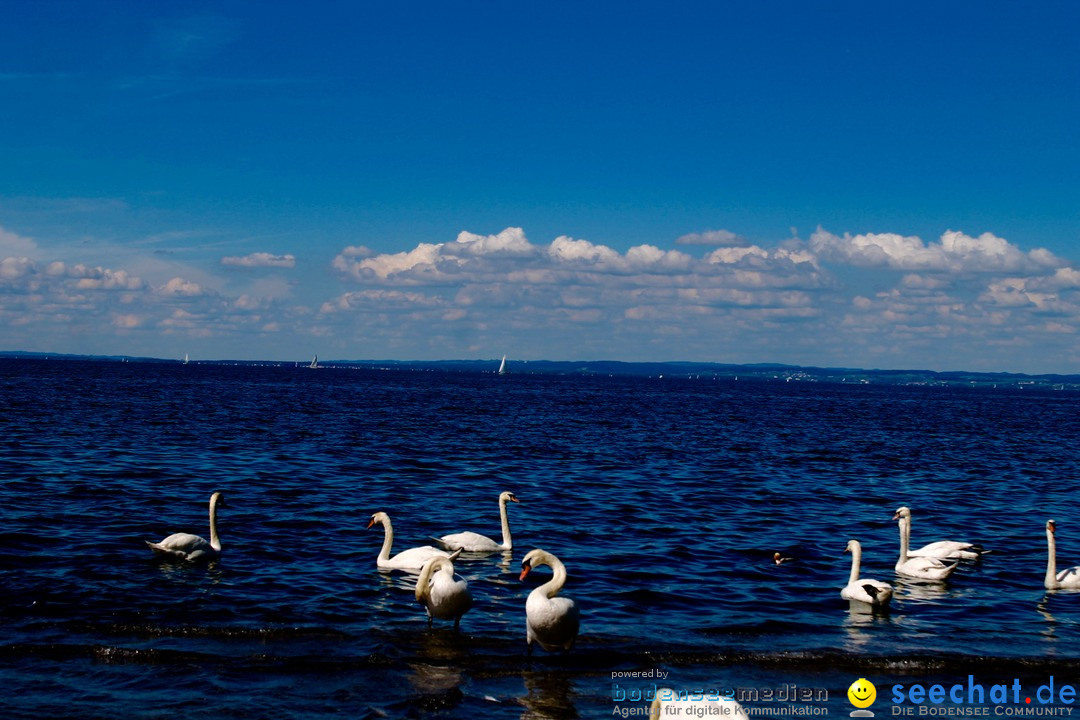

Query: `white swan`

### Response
(650, 688, 746, 718)
(367, 511, 453, 572)
(415, 554, 472, 629)
(1045, 520, 1080, 590)
(893, 506, 985, 560)
(520, 548, 580, 654)
(894, 508, 958, 580)
(436, 491, 520, 552)
(146, 491, 224, 561)
(841, 539, 893, 609)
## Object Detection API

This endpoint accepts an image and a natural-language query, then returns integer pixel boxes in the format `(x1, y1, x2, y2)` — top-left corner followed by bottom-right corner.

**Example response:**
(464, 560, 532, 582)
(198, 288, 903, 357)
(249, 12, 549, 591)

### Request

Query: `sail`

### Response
(498, 355, 507, 375)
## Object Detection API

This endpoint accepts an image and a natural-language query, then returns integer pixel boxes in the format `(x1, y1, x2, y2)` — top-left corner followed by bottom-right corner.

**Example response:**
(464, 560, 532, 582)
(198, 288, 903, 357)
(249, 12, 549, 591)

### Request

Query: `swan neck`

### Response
(378, 518, 394, 563)
(848, 545, 862, 585)
(539, 556, 568, 599)
(1047, 528, 1059, 588)
(208, 495, 221, 551)
(897, 517, 910, 565)
(499, 496, 512, 548)
(416, 558, 436, 601)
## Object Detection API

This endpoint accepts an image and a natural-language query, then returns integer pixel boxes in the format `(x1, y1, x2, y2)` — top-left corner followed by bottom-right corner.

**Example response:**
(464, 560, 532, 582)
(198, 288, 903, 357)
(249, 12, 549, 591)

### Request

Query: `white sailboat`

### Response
(309, 355, 319, 369)
(183, 353, 189, 365)
(497, 355, 507, 375)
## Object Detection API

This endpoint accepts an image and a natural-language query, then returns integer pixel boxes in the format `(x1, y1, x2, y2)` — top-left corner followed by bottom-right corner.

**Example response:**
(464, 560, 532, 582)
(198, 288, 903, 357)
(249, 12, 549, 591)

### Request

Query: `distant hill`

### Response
(3, 351, 1076, 389)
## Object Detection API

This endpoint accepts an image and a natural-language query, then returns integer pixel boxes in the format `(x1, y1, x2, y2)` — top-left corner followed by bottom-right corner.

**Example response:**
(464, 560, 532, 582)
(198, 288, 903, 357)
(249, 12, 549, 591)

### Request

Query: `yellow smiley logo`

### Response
(848, 678, 877, 708)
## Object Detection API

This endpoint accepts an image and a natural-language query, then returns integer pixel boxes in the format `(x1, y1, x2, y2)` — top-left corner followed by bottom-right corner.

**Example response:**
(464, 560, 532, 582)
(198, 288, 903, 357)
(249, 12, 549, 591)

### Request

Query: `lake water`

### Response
(3, 358, 1080, 719)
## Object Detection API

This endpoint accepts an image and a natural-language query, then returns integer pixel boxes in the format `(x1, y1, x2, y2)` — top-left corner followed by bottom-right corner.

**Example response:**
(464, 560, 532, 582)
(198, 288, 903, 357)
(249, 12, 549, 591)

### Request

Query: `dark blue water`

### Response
(3, 358, 1080, 718)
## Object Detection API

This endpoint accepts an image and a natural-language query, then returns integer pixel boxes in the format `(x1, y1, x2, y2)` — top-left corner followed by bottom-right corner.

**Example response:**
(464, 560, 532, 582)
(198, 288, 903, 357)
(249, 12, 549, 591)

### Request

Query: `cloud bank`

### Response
(1, 223, 1077, 372)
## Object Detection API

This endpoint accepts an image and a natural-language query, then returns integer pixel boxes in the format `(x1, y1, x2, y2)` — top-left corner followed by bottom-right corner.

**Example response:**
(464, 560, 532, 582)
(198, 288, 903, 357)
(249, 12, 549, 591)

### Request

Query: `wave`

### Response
(7, 628, 1080, 676)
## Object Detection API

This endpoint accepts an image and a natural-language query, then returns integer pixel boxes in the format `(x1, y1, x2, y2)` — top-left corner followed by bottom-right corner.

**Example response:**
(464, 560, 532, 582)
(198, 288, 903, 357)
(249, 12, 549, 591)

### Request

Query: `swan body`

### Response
(841, 539, 893, 609)
(1045, 520, 1080, 590)
(650, 688, 746, 717)
(436, 491, 520, 552)
(894, 508, 958, 580)
(415, 554, 472, 628)
(368, 511, 453, 571)
(520, 548, 580, 654)
(893, 506, 985, 560)
(146, 491, 224, 561)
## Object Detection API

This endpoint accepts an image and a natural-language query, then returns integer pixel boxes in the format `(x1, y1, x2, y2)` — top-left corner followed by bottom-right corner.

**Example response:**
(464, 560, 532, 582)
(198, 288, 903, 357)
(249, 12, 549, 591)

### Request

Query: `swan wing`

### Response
(526, 592, 580, 651)
(146, 532, 216, 560)
(426, 572, 473, 620)
(381, 545, 451, 571)
(908, 540, 984, 560)
(1056, 566, 1080, 588)
(434, 531, 502, 552)
(842, 579, 893, 606)
(897, 556, 957, 580)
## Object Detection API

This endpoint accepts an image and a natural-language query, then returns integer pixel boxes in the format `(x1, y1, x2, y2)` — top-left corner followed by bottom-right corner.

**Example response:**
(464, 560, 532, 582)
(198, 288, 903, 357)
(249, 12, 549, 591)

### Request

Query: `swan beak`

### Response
(519, 563, 532, 581)
(891, 511, 901, 521)
(510, 496, 521, 504)
(365, 518, 377, 529)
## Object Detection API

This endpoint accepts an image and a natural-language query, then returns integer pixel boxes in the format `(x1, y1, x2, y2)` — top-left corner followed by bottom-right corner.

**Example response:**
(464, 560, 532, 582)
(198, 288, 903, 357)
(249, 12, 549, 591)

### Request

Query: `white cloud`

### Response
(449, 227, 535, 256)
(0, 256, 34, 280)
(676, 229, 747, 246)
(547, 235, 622, 266)
(112, 314, 143, 328)
(0, 227, 37, 257)
(809, 227, 1065, 273)
(221, 252, 296, 268)
(3, 219, 1078, 372)
(158, 276, 208, 296)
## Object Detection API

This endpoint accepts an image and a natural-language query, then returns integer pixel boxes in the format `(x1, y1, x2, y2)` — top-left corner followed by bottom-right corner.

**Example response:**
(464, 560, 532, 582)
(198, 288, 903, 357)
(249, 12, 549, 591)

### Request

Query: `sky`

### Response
(1, 1, 1078, 373)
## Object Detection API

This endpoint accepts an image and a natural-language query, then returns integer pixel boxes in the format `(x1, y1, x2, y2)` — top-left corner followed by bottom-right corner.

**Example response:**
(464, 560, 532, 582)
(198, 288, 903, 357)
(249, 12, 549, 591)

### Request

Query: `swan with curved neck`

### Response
(841, 539, 893, 609)
(368, 511, 452, 572)
(520, 548, 579, 654)
(146, 491, 224, 561)
(415, 554, 472, 629)
(1045, 520, 1080, 590)
(893, 506, 985, 560)
(894, 508, 958, 580)
(436, 491, 520, 552)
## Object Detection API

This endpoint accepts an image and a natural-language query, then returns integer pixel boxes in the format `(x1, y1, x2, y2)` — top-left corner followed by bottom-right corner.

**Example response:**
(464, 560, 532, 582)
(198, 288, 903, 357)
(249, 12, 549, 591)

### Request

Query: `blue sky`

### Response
(1, 2, 1078, 372)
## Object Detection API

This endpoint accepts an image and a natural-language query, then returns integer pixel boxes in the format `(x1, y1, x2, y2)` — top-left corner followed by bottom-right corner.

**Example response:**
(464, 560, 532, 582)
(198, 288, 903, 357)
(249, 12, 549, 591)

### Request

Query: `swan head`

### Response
(367, 511, 390, 529)
(893, 506, 911, 522)
(1048, 519, 1057, 534)
(500, 491, 520, 504)
(520, 548, 555, 581)
(844, 539, 861, 554)
(210, 491, 226, 507)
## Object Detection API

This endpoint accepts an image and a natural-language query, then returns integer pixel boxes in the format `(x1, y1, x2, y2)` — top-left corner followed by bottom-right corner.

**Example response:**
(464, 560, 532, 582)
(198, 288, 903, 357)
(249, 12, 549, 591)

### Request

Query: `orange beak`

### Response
(519, 563, 532, 581)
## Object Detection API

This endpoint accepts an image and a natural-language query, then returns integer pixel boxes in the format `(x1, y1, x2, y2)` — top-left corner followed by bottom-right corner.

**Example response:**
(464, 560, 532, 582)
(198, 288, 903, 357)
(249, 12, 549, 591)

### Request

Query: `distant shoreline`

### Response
(2, 350, 1077, 389)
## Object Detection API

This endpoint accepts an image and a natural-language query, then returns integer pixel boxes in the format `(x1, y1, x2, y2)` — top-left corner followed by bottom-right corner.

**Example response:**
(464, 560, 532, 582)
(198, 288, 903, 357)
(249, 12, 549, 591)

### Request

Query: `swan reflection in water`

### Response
(520, 670, 578, 720)
(407, 661, 463, 696)
(842, 607, 893, 652)
(891, 576, 951, 603)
